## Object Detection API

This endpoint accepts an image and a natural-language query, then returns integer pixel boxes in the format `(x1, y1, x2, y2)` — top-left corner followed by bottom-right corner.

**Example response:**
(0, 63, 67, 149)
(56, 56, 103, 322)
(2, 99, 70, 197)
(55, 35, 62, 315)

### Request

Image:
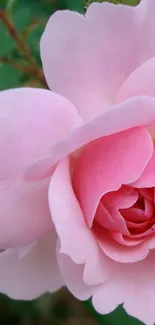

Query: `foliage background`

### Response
(0, 0, 145, 324)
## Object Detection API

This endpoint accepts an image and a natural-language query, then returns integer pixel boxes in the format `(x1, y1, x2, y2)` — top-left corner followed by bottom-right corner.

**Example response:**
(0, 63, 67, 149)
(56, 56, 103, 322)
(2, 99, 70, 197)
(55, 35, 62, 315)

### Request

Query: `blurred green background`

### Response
(0, 0, 144, 324)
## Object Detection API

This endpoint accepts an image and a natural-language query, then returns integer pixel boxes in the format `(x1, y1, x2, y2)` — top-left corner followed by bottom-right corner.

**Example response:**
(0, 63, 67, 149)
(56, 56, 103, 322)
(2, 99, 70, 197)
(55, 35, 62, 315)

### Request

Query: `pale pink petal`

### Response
(73, 127, 152, 226)
(57, 241, 94, 300)
(92, 250, 155, 325)
(41, 9, 109, 120)
(0, 88, 82, 248)
(49, 157, 106, 286)
(41, 0, 155, 120)
(0, 87, 82, 181)
(0, 176, 53, 248)
(26, 97, 155, 181)
(0, 231, 64, 300)
(48, 157, 97, 263)
(92, 282, 125, 315)
(117, 58, 155, 103)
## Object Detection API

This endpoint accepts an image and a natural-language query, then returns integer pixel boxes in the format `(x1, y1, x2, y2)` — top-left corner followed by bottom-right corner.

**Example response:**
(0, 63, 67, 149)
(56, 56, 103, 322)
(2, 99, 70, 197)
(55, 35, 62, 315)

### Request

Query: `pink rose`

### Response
(1, 0, 155, 323)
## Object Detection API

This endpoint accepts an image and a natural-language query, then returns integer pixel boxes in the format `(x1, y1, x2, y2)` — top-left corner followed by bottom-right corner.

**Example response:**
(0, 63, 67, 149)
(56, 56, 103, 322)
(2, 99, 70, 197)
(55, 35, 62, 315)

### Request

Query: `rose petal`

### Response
(94, 225, 149, 263)
(111, 232, 144, 246)
(0, 231, 64, 300)
(95, 203, 121, 233)
(0, 176, 53, 248)
(49, 157, 106, 285)
(73, 127, 152, 227)
(117, 58, 155, 103)
(121, 208, 147, 222)
(0, 88, 82, 181)
(144, 198, 153, 218)
(132, 147, 155, 188)
(26, 96, 155, 182)
(126, 220, 148, 230)
(57, 241, 94, 300)
(92, 249, 155, 325)
(92, 281, 125, 315)
(0, 88, 82, 248)
(41, 0, 155, 120)
(102, 186, 138, 209)
(48, 157, 97, 264)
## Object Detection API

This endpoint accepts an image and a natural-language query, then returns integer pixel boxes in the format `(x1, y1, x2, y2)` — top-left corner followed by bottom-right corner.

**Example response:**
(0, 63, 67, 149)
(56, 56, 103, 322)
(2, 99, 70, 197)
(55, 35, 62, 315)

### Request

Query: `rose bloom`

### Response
(1, 0, 155, 323)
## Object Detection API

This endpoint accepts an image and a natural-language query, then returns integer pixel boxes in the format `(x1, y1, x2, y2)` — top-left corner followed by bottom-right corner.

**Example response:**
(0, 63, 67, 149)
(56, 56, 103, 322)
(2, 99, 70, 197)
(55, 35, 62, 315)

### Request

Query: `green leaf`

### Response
(0, 64, 22, 90)
(12, 6, 31, 33)
(27, 24, 44, 64)
(0, 23, 15, 55)
(100, 306, 144, 325)
(18, 0, 57, 17)
(85, 301, 144, 325)
(65, 0, 85, 13)
(85, 0, 139, 7)
(114, 0, 139, 4)
(0, 1, 31, 56)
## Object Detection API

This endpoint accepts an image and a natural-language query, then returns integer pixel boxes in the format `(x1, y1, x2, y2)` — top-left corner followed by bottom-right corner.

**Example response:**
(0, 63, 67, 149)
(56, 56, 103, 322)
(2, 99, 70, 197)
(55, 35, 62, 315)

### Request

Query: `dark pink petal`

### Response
(111, 232, 144, 246)
(94, 225, 149, 263)
(132, 147, 155, 188)
(95, 203, 123, 233)
(73, 127, 152, 227)
(102, 186, 138, 209)
(121, 208, 147, 222)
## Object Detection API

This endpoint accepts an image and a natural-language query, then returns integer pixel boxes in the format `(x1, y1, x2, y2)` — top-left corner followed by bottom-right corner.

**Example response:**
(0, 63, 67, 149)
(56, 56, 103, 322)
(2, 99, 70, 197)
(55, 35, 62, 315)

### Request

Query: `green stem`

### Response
(0, 7, 47, 87)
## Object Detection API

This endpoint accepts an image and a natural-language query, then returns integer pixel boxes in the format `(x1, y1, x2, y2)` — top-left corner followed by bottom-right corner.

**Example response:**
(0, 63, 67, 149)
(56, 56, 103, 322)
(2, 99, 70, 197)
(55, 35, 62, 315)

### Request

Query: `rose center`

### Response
(94, 186, 155, 241)
(119, 187, 155, 236)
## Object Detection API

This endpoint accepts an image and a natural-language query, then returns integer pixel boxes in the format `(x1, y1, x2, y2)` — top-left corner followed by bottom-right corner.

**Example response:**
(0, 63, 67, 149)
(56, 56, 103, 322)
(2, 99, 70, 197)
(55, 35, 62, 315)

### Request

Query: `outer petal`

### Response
(26, 96, 155, 181)
(117, 58, 155, 103)
(92, 250, 155, 325)
(41, 0, 155, 120)
(57, 241, 94, 300)
(49, 157, 106, 286)
(48, 157, 97, 264)
(0, 88, 82, 248)
(92, 282, 125, 316)
(0, 231, 64, 300)
(0, 176, 53, 248)
(73, 127, 153, 226)
(0, 88, 82, 180)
